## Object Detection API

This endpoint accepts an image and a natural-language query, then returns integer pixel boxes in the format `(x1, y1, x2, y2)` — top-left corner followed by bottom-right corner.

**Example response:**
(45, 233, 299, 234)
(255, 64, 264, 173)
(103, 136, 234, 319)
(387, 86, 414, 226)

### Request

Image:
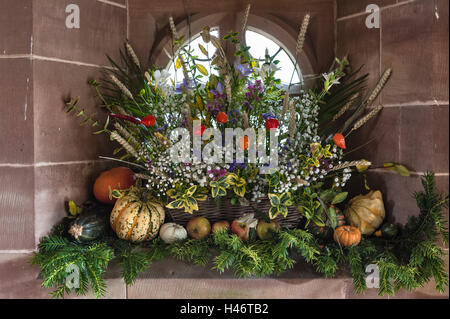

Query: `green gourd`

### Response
(68, 212, 107, 242)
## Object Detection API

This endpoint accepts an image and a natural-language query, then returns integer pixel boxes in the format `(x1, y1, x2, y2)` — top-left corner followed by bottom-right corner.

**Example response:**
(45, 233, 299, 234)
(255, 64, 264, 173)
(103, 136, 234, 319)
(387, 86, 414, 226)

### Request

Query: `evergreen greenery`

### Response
(31, 173, 448, 298)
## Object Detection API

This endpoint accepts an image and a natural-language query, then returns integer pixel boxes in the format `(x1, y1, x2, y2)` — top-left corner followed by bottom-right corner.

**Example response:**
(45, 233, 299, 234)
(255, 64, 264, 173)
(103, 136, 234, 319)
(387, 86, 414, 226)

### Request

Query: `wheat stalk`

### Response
(241, 4, 252, 34)
(296, 14, 310, 56)
(333, 93, 359, 122)
(135, 173, 153, 180)
(178, 54, 190, 80)
(349, 104, 383, 134)
(169, 16, 178, 39)
(242, 111, 249, 129)
(330, 160, 372, 172)
(114, 105, 128, 116)
(110, 74, 134, 100)
(289, 101, 297, 139)
(366, 68, 392, 106)
(114, 122, 139, 147)
(110, 131, 139, 159)
(126, 42, 141, 68)
(185, 103, 193, 137)
(225, 75, 232, 103)
(282, 91, 290, 117)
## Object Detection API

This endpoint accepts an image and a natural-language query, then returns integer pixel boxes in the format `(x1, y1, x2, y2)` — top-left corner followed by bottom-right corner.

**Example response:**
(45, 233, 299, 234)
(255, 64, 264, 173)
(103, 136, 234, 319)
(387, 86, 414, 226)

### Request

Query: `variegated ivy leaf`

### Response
(226, 173, 239, 185)
(166, 188, 178, 199)
(233, 185, 246, 197)
(279, 206, 289, 218)
(279, 192, 293, 206)
(211, 185, 227, 198)
(195, 194, 208, 201)
(186, 185, 198, 197)
(268, 193, 280, 207)
(183, 196, 199, 214)
(166, 199, 184, 209)
(210, 177, 229, 198)
(269, 206, 279, 219)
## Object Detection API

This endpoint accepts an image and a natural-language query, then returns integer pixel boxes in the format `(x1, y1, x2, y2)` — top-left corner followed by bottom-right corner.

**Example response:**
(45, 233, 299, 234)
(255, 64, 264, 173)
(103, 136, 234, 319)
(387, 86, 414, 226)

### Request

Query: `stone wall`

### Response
(0, 0, 447, 299)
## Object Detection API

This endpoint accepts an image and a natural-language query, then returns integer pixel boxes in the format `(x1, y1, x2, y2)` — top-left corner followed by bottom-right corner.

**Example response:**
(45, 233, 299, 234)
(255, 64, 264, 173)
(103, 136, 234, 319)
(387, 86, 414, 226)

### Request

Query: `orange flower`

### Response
(216, 112, 228, 124)
(239, 136, 249, 151)
(333, 133, 346, 149)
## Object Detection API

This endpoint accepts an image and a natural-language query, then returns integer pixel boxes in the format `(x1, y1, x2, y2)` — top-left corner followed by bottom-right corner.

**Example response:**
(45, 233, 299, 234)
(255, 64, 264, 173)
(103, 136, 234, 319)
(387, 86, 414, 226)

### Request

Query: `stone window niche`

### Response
(0, 0, 448, 299)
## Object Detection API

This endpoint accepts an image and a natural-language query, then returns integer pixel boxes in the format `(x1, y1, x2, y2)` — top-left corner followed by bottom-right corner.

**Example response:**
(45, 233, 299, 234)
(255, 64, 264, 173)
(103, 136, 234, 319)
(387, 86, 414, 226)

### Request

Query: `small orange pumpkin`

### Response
(93, 167, 136, 205)
(333, 225, 361, 247)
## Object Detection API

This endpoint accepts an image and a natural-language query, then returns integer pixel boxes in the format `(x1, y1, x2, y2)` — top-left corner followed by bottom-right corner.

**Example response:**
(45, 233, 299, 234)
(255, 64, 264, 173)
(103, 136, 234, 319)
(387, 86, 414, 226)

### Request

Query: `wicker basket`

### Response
(167, 197, 303, 229)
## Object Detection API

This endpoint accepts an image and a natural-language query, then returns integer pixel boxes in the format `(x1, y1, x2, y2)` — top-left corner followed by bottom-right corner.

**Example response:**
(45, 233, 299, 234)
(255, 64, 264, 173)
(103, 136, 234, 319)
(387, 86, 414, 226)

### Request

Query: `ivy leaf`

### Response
(269, 206, 279, 219)
(332, 192, 348, 204)
(166, 199, 184, 209)
(268, 193, 280, 207)
(167, 189, 178, 199)
(233, 185, 246, 197)
(186, 185, 198, 197)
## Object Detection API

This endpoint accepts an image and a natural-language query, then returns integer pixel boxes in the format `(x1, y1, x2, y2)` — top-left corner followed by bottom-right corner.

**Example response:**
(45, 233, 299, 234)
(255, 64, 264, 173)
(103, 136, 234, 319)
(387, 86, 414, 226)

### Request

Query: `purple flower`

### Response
(216, 82, 224, 95)
(235, 62, 252, 78)
(175, 78, 195, 93)
(262, 113, 276, 120)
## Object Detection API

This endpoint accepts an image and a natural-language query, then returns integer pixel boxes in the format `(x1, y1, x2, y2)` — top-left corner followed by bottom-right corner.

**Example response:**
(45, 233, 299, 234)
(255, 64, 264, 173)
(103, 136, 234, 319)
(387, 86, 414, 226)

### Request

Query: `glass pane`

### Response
(245, 30, 301, 85)
(167, 29, 219, 84)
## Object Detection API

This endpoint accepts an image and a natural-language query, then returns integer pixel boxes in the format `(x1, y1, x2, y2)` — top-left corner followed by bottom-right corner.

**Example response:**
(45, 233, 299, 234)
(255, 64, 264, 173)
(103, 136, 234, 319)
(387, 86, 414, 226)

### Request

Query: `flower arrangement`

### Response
(32, 6, 448, 299)
(75, 11, 389, 227)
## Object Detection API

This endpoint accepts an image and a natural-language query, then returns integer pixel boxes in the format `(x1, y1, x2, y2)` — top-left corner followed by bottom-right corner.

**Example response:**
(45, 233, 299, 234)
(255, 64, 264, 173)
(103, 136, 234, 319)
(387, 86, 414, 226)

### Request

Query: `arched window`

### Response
(245, 29, 302, 86)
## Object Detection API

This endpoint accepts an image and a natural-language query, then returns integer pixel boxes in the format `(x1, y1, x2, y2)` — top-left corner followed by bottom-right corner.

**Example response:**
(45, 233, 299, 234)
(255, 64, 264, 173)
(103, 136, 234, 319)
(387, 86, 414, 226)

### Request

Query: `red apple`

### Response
(256, 220, 281, 240)
(231, 213, 258, 241)
(212, 221, 230, 234)
(186, 217, 211, 239)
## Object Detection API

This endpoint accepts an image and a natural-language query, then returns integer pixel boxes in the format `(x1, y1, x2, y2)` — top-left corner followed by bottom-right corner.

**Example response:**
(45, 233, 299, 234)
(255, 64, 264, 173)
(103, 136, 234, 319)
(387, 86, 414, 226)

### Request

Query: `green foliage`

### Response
(32, 173, 448, 298)
(30, 236, 114, 299)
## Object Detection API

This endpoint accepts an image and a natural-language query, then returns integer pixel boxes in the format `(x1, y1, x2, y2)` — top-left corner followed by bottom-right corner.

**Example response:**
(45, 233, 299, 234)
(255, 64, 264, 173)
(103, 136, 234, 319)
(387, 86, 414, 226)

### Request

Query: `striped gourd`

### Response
(110, 187, 165, 243)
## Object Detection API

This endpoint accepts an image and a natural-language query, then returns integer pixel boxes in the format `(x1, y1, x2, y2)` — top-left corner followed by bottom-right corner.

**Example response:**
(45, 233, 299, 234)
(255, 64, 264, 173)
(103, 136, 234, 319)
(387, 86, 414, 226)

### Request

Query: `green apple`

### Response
(212, 221, 230, 234)
(256, 220, 281, 240)
(186, 217, 211, 239)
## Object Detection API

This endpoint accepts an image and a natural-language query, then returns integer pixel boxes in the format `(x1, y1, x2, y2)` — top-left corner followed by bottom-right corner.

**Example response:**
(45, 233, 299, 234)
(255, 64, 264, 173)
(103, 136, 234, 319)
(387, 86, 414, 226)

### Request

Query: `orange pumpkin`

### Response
(333, 225, 361, 247)
(93, 167, 136, 205)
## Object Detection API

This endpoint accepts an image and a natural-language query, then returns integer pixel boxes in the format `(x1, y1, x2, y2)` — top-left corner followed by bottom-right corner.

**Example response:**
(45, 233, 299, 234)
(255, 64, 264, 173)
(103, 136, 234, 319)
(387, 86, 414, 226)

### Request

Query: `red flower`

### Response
(216, 112, 228, 124)
(194, 125, 206, 136)
(141, 115, 156, 127)
(333, 133, 347, 149)
(265, 118, 279, 130)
